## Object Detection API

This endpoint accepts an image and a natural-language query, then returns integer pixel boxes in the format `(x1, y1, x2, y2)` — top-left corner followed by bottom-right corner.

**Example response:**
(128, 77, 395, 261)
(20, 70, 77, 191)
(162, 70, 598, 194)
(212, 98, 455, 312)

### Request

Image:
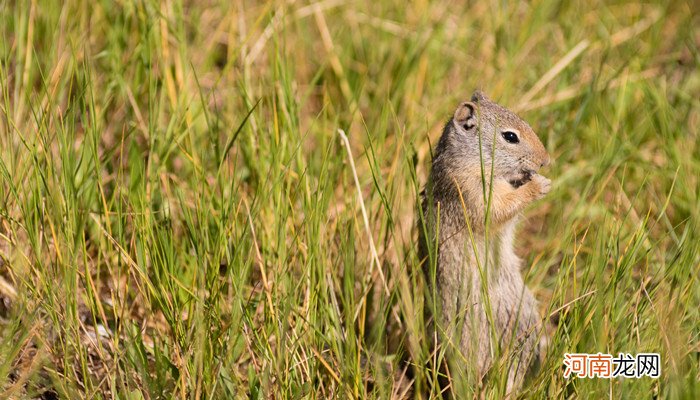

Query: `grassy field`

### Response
(1, 0, 699, 398)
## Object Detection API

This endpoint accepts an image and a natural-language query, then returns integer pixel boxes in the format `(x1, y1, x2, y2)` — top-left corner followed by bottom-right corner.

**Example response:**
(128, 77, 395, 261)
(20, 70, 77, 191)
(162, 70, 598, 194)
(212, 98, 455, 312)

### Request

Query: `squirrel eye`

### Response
(501, 131, 519, 144)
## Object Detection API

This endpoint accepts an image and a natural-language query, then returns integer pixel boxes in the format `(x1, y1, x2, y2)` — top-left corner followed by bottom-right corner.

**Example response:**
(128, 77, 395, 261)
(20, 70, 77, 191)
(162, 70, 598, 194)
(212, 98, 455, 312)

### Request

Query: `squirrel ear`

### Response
(454, 101, 477, 132)
(471, 90, 488, 102)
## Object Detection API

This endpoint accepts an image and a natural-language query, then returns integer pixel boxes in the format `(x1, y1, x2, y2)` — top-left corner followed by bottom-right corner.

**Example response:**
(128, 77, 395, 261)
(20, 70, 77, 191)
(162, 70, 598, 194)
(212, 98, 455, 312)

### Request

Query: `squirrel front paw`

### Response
(525, 174, 551, 200)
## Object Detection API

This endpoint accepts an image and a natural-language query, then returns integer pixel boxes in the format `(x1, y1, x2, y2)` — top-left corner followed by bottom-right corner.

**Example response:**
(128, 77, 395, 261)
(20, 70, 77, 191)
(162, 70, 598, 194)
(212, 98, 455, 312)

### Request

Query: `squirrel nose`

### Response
(540, 155, 551, 168)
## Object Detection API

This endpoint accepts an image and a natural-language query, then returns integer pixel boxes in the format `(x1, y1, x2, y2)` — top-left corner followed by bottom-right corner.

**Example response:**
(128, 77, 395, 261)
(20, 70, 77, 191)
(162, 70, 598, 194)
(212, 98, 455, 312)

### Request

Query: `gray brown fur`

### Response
(418, 91, 551, 394)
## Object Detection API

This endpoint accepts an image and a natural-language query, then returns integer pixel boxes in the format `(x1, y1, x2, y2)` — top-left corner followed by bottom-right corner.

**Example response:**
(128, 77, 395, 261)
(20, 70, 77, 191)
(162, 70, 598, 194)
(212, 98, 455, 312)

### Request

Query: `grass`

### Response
(0, 0, 698, 398)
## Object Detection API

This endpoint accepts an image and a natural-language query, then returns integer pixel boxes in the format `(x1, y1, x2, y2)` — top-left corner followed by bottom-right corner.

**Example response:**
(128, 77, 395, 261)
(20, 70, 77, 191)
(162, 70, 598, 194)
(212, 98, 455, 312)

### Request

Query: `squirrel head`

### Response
(439, 91, 550, 188)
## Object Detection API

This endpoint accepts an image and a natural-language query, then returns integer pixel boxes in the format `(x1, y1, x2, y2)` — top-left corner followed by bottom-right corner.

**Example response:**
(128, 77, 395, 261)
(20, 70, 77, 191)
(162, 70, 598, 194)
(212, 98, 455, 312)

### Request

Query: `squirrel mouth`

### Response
(508, 170, 534, 188)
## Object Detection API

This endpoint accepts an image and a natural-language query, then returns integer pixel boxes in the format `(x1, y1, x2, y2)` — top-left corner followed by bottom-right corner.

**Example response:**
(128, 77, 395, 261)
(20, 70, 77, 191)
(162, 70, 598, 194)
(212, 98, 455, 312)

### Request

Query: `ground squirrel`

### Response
(418, 91, 550, 394)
